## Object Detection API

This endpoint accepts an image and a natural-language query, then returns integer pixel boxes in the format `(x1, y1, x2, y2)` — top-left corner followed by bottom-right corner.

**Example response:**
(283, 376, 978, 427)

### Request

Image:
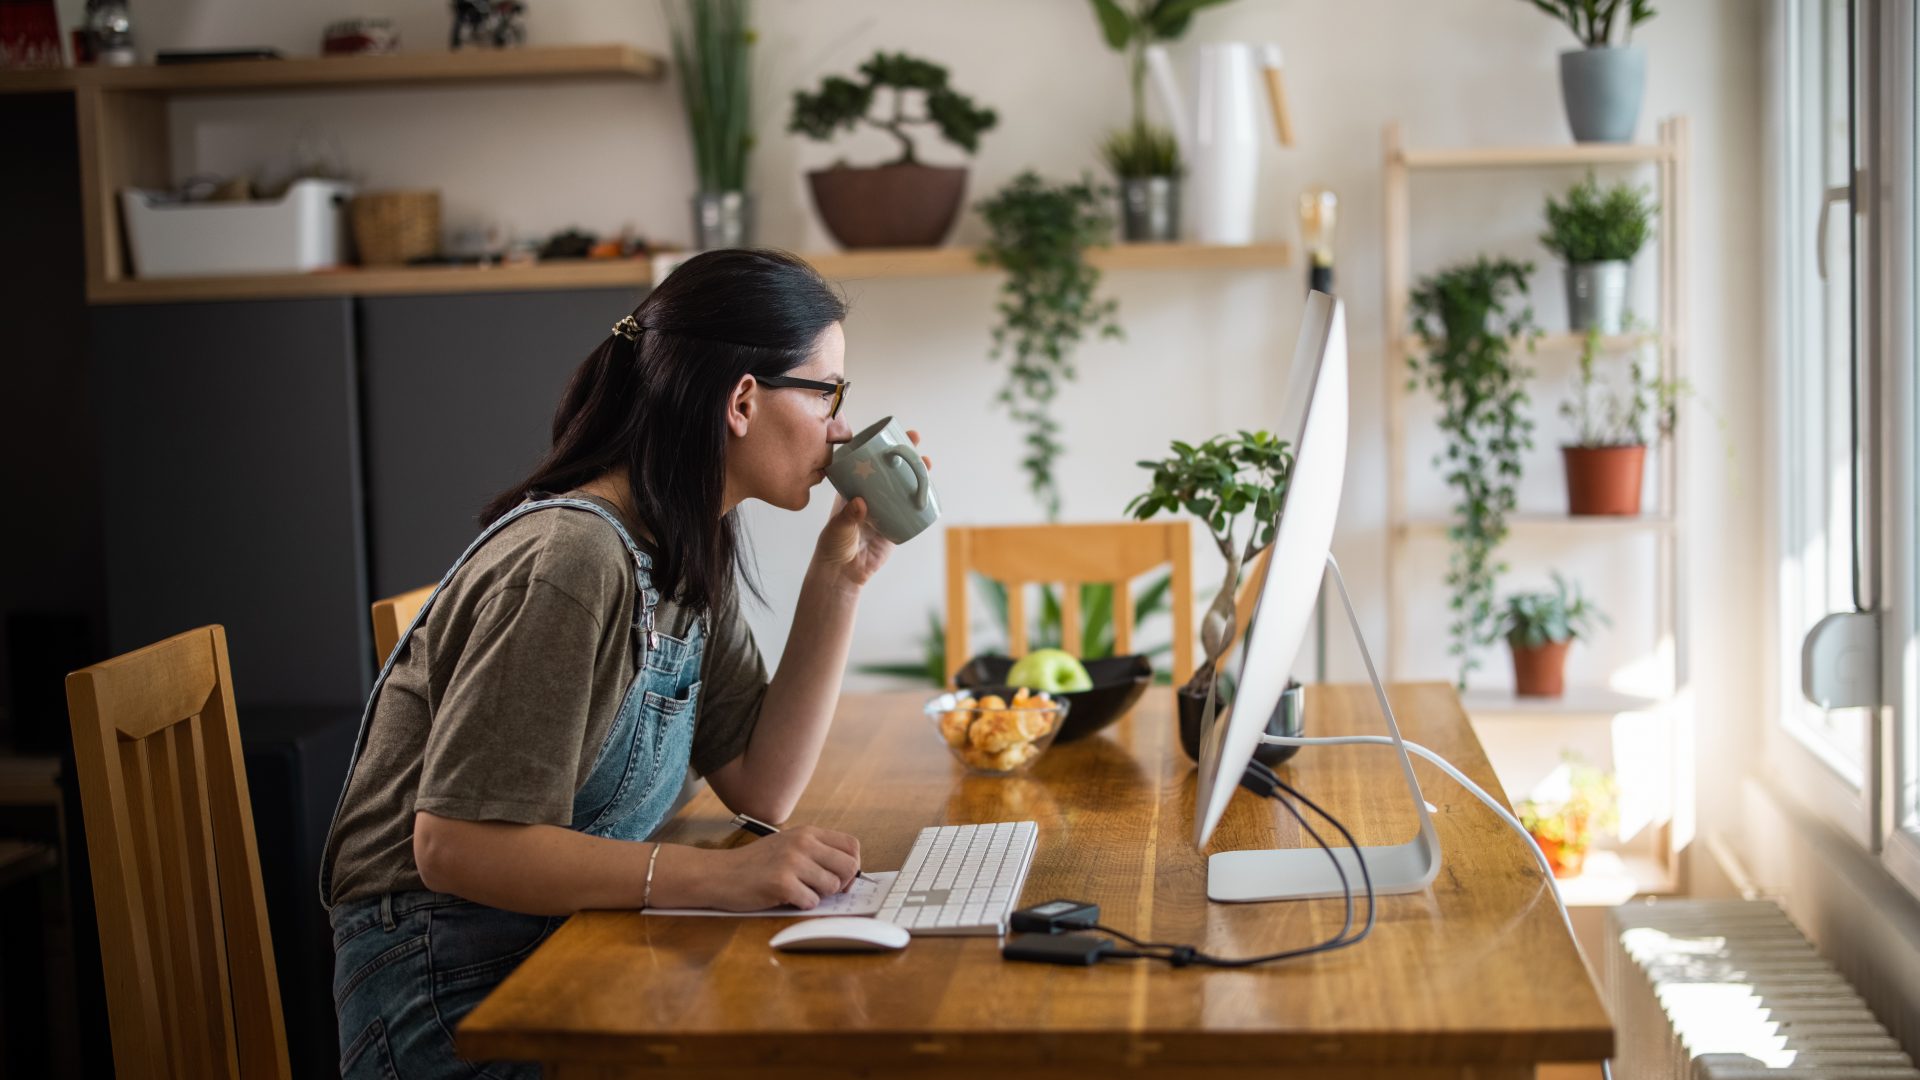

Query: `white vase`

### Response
(1148, 42, 1279, 246)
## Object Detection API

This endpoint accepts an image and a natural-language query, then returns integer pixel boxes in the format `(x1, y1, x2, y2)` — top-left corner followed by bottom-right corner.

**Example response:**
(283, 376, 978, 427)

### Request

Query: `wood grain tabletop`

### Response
(458, 683, 1611, 1079)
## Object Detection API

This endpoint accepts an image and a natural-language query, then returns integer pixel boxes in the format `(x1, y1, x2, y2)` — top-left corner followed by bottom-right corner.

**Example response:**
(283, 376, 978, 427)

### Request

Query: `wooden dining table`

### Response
(457, 683, 1612, 1079)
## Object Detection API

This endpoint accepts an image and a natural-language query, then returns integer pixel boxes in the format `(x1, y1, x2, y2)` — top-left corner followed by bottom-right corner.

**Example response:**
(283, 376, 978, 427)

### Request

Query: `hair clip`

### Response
(612, 315, 643, 342)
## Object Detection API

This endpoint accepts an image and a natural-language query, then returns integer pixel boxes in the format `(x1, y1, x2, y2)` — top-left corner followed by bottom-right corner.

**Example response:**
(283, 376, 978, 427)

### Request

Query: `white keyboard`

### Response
(875, 821, 1037, 936)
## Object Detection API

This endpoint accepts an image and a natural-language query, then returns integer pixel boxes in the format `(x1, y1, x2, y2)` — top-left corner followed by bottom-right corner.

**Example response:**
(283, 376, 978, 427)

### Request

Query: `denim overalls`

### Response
(320, 497, 705, 1080)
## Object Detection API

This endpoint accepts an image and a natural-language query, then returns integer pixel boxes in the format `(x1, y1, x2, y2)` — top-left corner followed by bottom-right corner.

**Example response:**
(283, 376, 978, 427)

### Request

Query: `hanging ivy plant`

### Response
(1407, 256, 1538, 686)
(977, 170, 1122, 519)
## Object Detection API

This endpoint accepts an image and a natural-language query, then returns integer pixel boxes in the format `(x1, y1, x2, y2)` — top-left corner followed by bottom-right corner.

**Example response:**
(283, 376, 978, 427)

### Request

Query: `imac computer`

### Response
(1193, 291, 1442, 903)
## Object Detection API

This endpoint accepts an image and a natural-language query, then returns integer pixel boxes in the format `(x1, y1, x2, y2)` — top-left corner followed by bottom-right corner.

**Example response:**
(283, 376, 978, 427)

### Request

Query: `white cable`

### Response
(1260, 734, 1573, 938)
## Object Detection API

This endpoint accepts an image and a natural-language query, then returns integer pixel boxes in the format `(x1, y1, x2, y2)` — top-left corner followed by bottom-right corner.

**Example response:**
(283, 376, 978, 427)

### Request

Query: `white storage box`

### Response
(121, 179, 355, 278)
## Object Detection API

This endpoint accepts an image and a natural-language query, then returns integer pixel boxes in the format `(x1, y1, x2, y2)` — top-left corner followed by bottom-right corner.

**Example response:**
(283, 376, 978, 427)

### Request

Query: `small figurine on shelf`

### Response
(450, 0, 525, 50)
(85, 0, 136, 66)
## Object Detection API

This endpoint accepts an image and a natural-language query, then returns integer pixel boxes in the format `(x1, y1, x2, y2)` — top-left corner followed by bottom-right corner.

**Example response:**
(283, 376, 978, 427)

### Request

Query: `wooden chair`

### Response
(63, 625, 291, 1080)
(372, 584, 434, 666)
(944, 521, 1197, 687)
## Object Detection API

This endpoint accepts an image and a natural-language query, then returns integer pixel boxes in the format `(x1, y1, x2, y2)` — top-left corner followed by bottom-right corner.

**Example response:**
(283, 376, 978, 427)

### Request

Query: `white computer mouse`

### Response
(769, 917, 910, 953)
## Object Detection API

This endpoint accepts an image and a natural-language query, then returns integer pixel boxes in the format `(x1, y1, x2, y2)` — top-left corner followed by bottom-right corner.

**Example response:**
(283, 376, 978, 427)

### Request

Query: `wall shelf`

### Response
(1460, 687, 1665, 720)
(799, 240, 1291, 280)
(86, 259, 657, 305)
(1394, 514, 1675, 539)
(1396, 142, 1677, 171)
(1399, 331, 1661, 355)
(0, 44, 663, 96)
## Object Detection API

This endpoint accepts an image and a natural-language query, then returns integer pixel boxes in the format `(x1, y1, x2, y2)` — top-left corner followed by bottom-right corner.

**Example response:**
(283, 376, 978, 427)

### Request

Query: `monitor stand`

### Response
(1207, 554, 1442, 902)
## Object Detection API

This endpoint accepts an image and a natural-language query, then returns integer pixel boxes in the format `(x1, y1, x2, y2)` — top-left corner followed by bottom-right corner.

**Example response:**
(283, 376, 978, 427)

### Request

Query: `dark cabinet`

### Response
(358, 288, 638, 599)
(90, 299, 372, 709)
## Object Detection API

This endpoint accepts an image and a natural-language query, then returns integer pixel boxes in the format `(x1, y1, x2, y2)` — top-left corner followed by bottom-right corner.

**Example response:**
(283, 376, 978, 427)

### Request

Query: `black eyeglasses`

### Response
(754, 375, 851, 420)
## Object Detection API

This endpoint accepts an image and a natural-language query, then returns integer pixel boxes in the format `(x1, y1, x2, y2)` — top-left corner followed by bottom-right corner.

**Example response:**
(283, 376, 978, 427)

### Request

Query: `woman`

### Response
(320, 249, 922, 1080)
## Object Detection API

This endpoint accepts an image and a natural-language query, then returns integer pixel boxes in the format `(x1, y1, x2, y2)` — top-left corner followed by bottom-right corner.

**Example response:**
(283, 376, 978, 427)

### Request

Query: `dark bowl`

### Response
(953, 653, 1153, 743)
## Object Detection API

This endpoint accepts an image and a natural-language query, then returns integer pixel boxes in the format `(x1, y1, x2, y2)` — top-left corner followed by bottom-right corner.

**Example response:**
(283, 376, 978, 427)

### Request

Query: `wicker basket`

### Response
(350, 190, 440, 266)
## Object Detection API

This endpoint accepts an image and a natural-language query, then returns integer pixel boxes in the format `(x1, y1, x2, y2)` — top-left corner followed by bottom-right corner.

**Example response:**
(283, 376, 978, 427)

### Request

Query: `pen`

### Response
(732, 812, 879, 884)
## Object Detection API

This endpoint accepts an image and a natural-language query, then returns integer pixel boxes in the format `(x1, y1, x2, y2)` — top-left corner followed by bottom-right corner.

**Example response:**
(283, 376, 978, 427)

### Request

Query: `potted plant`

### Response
(977, 170, 1122, 518)
(1518, 755, 1619, 877)
(1560, 327, 1686, 515)
(1540, 171, 1656, 334)
(1125, 430, 1296, 762)
(1496, 573, 1607, 697)
(1521, 0, 1656, 144)
(1408, 256, 1538, 687)
(666, 0, 756, 249)
(1086, 0, 1237, 241)
(788, 51, 997, 249)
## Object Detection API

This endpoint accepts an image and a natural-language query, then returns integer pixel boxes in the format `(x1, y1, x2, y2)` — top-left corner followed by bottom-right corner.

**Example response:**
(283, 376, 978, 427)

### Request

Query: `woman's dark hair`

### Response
(482, 248, 847, 614)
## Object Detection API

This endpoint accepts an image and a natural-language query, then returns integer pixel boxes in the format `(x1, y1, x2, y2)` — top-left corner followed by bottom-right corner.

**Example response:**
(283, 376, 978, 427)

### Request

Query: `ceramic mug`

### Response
(827, 416, 939, 544)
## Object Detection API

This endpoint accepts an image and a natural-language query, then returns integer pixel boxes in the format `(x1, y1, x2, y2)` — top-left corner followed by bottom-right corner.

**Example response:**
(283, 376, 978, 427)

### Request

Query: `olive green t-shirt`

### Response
(323, 493, 767, 906)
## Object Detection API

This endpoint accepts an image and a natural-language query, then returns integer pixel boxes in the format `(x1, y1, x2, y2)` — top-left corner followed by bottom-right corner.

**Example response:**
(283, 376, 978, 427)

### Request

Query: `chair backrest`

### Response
(945, 521, 1196, 687)
(63, 625, 290, 1080)
(372, 584, 435, 666)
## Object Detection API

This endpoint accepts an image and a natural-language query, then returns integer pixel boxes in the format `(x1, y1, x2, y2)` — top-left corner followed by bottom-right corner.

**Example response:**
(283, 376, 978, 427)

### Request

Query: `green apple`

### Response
(1007, 648, 1093, 693)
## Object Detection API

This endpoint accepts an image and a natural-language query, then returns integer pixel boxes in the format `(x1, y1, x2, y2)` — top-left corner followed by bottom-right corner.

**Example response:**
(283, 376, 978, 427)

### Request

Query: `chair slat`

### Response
(371, 584, 435, 666)
(174, 718, 242, 1078)
(123, 736, 184, 1080)
(1113, 579, 1135, 658)
(1059, 585, 1082, 658)
(1006, 585, 1029, 656)
(149, 727, 215, 1078)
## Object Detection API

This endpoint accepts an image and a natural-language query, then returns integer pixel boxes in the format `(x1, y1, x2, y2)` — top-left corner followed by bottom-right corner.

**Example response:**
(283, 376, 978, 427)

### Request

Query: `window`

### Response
(1770, 0, 1920, 883)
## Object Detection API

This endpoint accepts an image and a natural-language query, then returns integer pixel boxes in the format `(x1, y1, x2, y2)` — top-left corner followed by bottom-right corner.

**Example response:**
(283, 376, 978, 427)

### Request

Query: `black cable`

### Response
(1071, 764, 1376, 970)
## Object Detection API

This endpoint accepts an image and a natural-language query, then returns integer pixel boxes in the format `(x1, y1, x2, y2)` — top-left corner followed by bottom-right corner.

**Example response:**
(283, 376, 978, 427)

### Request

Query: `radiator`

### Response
(1609, 899, 1920, 1079)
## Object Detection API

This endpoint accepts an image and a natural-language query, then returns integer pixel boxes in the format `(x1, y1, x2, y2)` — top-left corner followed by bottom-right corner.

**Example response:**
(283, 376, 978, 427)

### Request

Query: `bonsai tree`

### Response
(788, 51, 997, 167)
(1086, 0, 1237, 178)
(1408, 256, 1538, 686)
(1521, 0, 1656, 47)
(1541, 172, 1657, 265)
(1496, 572, 1608, 697)
(1126, 430, 1292, 696)
(977, 171, 1122, 519)
(664, 0, 755, 196)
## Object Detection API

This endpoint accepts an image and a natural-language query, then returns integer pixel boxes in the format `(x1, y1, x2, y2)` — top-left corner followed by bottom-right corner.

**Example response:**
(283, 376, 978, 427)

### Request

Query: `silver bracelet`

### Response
(642, 842, 663, 909)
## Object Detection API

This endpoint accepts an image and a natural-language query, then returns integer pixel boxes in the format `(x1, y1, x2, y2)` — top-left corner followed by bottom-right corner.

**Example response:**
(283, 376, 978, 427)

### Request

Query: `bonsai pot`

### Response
(806, 163, 968, 249)
(1565, 260, 1629, 333)
(1558, 45, 1646, 143)
(1509, 637, 1571, 698)
(1118, 176, 1180, 242)
(1177, 677, 1303, 766)
(1563, 444, 1646, 516)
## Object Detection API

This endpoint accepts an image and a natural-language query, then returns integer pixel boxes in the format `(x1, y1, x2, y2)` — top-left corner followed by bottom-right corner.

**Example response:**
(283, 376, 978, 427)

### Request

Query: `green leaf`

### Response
(1088, 0, 1135, 50)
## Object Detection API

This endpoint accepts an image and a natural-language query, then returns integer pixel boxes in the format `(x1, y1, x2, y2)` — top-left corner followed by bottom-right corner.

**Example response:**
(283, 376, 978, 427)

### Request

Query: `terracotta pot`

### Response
(1530, 833, 1588, 878)
(1509, 638, 1571, 698)
(805, 163, 968, 249)
(1562, 444, 1646, 516)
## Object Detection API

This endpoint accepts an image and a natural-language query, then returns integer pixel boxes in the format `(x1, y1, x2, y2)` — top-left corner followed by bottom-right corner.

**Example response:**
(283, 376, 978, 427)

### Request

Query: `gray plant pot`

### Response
(692, 191, 753, 250)
(1119, 176, 1180, 243)
(1565, 260, 1630, 333)
(1559, 46, 1646, 144)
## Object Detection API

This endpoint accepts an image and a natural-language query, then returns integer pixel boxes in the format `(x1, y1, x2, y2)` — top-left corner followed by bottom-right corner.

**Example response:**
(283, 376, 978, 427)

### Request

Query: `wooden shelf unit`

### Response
(37, 46, 665, 302)
(1382, 117, 1691, 898)
(801, 240, 1291, 280)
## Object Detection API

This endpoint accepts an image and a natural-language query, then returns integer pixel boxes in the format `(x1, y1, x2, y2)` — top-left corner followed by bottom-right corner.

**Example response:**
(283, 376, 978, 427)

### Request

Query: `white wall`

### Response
(118, 1, 1766, 845)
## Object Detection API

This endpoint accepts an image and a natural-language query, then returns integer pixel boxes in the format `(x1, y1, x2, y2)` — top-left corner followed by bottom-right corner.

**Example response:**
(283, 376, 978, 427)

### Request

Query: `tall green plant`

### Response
(1541, 172, 1657, 264)
(977, 171, 1123, 519)
(1521, 0, 1656, 47)
(1127, 430, 1291, 694)
(1087, 0, 1235, 174)
(664, 0, 755, 193)
(1408, 256, 1539, 686)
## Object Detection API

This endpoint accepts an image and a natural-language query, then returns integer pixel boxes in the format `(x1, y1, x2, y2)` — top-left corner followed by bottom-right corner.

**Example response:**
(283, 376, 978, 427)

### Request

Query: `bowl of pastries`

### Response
(925, 687, 1069, 776)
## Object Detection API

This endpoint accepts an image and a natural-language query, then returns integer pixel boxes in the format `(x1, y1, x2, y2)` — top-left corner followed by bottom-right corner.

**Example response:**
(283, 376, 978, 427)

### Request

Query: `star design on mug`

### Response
(851, 459, 877, 480)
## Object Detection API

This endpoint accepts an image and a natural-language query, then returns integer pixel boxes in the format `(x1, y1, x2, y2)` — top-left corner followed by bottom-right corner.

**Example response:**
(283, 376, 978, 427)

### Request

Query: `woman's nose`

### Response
(827, 414, 853, 443)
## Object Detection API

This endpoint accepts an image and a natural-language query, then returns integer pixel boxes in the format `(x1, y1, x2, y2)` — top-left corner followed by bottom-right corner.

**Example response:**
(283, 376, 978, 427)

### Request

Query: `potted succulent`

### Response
(1560, 327, 1686, 515)
(1125, 430, 1298, 763)
(1086, 0, 1237, 240)
(788, 51, 997, 249)
(1521, 0, 1657, 143)
(977, 171, 1122, 518)
(1518, 755, 1619, 877)
(1408, 256, 1538, 687)
(1496, 573, 1607, 698)
(665, 0, 756, 249)
(1540, 172, 1657, 334)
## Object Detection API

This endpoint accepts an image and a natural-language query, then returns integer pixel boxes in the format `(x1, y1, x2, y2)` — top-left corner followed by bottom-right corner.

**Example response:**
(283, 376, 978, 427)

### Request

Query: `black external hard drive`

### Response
(1002, 932, 1115, 967)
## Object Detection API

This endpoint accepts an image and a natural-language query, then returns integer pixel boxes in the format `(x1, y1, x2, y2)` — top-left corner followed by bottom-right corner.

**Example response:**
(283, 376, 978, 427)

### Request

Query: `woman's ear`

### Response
(725, 374, 756, 438)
